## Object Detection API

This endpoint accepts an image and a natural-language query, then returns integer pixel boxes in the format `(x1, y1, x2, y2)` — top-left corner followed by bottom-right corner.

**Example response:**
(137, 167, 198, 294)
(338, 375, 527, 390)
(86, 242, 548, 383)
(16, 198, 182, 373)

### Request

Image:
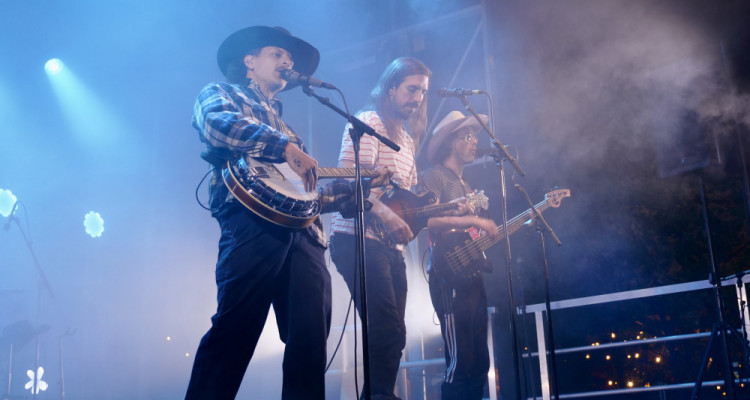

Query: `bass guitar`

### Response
(222, 157, 377, 229)
(431, 188, 571, 280)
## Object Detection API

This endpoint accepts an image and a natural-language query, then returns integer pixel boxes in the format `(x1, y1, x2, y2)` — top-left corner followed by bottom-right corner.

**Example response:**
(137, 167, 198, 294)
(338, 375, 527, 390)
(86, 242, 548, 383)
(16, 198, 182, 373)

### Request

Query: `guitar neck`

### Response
(477, 198, 553, 251)
(317, 167, 379, 179)
(413, 202, 459, 218)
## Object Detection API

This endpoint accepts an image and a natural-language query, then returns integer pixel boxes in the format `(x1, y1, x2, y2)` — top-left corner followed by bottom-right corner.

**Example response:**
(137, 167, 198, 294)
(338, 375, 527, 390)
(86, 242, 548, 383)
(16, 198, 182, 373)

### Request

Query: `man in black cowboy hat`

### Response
(185, 26, 389, 400)
(420, 111, 498, 400)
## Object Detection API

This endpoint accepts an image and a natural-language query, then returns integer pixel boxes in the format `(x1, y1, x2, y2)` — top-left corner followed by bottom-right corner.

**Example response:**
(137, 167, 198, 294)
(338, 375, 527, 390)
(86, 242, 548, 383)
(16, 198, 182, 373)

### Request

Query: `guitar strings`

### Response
(393, 195, 487, 217)
(447, 201, 551, 267)
(395, 202, 461, 216)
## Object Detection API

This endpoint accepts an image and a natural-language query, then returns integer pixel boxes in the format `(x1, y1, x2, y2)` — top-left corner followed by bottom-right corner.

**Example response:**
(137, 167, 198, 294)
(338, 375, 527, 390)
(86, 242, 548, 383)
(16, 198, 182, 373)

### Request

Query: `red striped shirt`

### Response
(330, 111, 418, 246)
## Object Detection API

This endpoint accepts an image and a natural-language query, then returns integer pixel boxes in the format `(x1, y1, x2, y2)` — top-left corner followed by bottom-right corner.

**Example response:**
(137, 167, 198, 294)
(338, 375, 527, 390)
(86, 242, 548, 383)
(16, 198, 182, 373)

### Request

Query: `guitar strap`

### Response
(201, 148, 235, 168)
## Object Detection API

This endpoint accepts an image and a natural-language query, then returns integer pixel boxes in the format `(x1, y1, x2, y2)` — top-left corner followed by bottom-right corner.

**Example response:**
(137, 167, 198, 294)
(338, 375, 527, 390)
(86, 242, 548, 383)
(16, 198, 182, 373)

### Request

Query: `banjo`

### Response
(222, 157, 378, 228)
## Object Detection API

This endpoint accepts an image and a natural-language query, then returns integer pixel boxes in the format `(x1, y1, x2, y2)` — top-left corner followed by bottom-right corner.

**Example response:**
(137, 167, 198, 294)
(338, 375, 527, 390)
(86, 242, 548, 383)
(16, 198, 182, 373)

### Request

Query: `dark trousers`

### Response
(330, 233, 408, 400)
(185, 205, 332, 400)
(428, 272, 489, 400)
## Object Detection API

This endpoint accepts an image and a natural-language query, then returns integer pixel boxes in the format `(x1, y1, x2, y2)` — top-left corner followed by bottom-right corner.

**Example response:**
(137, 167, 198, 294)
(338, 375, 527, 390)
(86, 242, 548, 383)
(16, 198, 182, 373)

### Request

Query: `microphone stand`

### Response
(57, 329, 75, 400)
(301, 87, 399, 400)
(457, 96, 524, 177)
(515, 183, 561, 400)
(5, 205, 56, 399)
(456, 94, 525, 400)
(723, 270, 750, 387)
(691, 177, 746, 399)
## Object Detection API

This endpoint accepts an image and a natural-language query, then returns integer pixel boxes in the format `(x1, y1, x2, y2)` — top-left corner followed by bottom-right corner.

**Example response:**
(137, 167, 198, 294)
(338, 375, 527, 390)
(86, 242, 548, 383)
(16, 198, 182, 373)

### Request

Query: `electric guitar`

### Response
(222, 157, 378, 229)
(371, 185, 490, 245)
(431, 188, 571, 280)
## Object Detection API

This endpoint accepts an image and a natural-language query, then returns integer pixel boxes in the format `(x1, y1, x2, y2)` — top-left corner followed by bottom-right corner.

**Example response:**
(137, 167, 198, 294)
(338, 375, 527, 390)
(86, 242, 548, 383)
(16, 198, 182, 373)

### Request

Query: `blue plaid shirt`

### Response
(194, 79, 336, 246)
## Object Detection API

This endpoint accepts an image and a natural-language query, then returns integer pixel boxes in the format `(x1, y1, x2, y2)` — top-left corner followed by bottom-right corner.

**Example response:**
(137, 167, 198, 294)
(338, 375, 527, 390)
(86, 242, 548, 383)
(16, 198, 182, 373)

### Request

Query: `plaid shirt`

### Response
(194, 79, 357, 247)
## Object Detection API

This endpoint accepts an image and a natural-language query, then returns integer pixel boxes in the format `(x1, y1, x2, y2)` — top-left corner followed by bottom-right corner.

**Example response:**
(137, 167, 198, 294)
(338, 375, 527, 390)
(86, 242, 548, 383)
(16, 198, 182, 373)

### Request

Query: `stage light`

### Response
(655, 356, 662, 363)
(83, 211, 104, 237)
(0, 189, 17, 217)
(44, 58, 64, 75)
(45, 61, 135, 153)
(627, 381, 634, 388)
(24, 367, 47, 394)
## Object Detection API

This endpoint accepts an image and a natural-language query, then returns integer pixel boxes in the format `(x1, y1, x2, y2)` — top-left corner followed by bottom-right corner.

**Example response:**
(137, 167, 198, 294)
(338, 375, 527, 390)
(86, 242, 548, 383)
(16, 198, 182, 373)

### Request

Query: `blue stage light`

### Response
(83, 211, 104, 237)
(0, 189, 17, 217)
(45, 60, 134, 151)
(44, 58, 64, 75)
(24, 367, 48, 395)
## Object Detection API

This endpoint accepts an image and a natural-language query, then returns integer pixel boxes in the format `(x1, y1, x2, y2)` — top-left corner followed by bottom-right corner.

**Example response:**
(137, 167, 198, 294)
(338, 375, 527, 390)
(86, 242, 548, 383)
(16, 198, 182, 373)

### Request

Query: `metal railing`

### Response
(516, 275, 750, 400)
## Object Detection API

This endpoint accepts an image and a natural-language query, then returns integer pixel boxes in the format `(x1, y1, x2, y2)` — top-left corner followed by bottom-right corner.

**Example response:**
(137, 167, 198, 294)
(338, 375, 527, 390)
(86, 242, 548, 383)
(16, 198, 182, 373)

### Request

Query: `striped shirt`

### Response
(420, 165, 472, 204)
(330, 110, 418, 248)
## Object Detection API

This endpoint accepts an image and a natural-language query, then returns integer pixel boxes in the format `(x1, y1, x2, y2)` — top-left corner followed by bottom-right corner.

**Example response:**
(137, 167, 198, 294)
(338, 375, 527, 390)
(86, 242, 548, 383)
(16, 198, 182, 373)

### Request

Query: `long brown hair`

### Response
(365, 57, 431, 150)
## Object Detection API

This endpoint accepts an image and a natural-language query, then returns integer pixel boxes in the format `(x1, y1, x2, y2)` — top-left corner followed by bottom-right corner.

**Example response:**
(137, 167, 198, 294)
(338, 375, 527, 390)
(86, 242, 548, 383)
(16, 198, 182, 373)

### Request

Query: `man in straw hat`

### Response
(421, 110, 498, 400)
(185, 26, 389, 400)
(328, 57, 431, 400)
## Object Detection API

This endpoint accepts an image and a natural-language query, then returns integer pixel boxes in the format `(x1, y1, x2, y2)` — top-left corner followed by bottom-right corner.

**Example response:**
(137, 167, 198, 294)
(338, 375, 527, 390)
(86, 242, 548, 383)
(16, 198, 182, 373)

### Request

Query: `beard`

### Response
(394, 102, 420, 120)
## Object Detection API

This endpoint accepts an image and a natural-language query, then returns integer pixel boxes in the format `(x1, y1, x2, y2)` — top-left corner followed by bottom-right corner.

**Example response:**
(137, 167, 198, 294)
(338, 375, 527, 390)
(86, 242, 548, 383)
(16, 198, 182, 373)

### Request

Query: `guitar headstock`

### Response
(468, 190, 490, 210)
(545, 188, 570, 208)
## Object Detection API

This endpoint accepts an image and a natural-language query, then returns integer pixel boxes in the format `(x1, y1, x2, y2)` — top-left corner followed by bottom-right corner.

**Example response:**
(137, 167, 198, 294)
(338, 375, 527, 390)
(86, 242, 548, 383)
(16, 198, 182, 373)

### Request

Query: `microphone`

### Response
(437, 87, 486, 97)
(281, 69, 336, 89)
(3, 201, 19, 231)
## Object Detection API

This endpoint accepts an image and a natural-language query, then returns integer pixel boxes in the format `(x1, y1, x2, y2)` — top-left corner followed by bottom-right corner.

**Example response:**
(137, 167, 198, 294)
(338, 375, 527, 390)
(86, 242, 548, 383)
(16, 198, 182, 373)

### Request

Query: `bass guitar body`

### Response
(430, 228, 492, 281)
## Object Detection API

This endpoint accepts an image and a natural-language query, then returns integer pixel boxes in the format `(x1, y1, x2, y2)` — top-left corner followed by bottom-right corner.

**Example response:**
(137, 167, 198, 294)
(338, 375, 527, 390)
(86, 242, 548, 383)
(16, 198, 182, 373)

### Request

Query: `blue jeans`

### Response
(330, 233, 407, 400)
(186, 204, 331, 400)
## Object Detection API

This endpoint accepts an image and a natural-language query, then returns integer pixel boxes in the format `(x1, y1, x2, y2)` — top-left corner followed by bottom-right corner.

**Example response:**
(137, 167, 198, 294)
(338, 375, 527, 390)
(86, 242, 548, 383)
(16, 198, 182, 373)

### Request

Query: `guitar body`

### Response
(378, 186, 438, 234)
(431, 229, 492, 281)
(371, 187, 489, 246)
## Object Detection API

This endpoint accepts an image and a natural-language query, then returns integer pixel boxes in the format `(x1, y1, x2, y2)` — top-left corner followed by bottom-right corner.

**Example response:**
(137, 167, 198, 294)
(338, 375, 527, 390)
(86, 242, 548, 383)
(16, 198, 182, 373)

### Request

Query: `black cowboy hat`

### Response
(216, 26, 320, 91)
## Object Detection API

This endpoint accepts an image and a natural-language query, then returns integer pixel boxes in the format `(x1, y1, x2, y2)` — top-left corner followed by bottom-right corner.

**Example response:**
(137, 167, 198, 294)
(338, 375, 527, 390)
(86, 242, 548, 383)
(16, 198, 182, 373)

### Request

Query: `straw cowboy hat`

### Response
(427, 111, 489, 165)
